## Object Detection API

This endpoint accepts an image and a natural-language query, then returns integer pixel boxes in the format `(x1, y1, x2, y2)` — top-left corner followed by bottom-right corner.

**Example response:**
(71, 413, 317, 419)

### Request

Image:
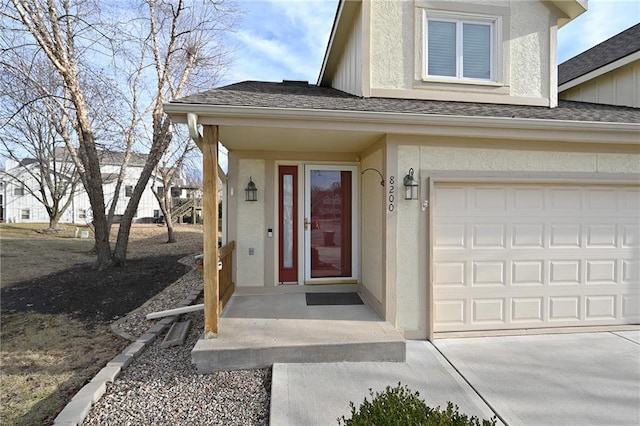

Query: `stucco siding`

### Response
(236, 159, 266, 287)
(391, 140, 640, 336)
(368, 0, 554, 106)
(369, 0, 411, 89)
(360, 147, 385, 306)
(560, 61, 640, 108)
(396, 145, 427, 333)
(509, 0, 551, 99)
(332, 5, 363, 96)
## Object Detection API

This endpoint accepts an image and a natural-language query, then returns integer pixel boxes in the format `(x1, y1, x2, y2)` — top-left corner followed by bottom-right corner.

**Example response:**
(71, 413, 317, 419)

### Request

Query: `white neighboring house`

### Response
(0, 149, 161, 224)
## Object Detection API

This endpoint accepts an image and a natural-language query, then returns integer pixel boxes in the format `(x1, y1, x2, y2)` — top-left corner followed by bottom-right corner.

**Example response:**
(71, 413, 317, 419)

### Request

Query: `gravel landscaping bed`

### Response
(83, 262, 271, 425)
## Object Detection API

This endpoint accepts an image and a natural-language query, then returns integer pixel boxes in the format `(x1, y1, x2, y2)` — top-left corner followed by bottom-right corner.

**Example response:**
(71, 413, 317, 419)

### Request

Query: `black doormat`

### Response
(305, 292, 364, 306)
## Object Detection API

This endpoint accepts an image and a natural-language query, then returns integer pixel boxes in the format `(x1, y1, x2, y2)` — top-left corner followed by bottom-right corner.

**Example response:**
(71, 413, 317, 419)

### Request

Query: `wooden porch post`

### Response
(202, 125, 219, 338)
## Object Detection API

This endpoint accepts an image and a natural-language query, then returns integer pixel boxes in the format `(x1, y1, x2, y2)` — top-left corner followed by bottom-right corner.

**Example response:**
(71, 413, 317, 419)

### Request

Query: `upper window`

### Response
(125, 185, 133, 197)
(14, 185, 25, 196)
(425, 13, 495, 82)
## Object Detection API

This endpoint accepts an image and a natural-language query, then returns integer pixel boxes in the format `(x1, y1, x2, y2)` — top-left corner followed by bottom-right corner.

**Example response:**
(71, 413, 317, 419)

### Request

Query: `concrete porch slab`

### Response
(191, 292, 406, 372)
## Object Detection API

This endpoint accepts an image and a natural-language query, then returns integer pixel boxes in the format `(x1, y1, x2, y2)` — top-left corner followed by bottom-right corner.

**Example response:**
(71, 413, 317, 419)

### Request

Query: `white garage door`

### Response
(432, 183, 640, 333)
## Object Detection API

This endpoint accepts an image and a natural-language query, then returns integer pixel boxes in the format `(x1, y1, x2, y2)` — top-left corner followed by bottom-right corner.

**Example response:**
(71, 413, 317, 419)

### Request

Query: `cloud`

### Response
(558, 0, 640, 63)
(222, 0, 338, 84)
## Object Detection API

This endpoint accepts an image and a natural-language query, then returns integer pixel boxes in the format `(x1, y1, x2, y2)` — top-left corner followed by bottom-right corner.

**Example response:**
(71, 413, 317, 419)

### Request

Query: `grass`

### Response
(0, 223, 203, 425)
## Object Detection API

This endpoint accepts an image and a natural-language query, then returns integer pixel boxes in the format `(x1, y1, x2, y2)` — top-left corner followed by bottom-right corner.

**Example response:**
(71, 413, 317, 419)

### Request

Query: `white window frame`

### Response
(423, 10, 498, 83)
(14, 185, 25, 196)
(20, 208, 30, 220)
(78, 209, 87, 219)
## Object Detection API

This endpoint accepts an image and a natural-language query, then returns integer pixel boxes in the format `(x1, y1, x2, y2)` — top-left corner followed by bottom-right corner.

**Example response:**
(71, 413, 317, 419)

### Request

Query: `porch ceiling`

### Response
(217, 125, 382, 152)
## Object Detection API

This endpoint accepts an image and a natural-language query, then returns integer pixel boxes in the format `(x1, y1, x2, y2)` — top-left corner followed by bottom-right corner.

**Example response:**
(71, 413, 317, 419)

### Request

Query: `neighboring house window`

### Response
(153, 209, 160, 218)
(78, 209, 87, 219)
(21, 209, 30, 220)
(171, 187, 181, 198)
(125, 185, 133, 197)
(14, 185, 25, 196)
(425, 13, 495, 81)
(157, 186, 164, 197)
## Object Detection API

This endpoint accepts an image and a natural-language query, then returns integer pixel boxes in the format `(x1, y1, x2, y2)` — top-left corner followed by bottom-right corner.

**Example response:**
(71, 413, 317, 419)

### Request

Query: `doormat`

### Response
(305, 292, 364, 306)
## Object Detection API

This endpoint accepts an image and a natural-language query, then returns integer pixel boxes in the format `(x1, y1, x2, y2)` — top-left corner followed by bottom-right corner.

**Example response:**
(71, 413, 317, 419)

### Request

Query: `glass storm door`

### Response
(279, 166, 298, 283)
(304, 165, 358, 283)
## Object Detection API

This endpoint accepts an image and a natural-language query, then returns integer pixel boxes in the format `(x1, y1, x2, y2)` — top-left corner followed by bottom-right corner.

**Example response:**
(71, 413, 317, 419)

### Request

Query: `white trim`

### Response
(304, 164, 360, 284)
(422, 10, 498, 83)
(164, 103, 640, 145)
(559, 51, 640, 93)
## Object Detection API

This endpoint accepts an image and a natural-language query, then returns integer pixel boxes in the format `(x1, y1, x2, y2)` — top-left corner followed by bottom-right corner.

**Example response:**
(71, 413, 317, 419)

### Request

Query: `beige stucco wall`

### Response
(560, 61, 640, 108)
(368, 0, 556, 106)
(360, 145, 385, 310)
(235, 159, 266, 287)
(391, 138, 640, 336)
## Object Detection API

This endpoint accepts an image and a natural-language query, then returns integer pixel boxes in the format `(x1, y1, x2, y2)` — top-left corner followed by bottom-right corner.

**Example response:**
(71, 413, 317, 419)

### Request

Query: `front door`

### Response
(304, 165, 358, 283)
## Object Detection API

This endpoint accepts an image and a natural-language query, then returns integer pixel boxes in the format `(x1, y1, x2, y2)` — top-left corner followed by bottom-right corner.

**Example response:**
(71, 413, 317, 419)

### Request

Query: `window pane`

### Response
(282, 174, 294, 268)
(428, 20, 456, 77)
(463, 23, 491, 79)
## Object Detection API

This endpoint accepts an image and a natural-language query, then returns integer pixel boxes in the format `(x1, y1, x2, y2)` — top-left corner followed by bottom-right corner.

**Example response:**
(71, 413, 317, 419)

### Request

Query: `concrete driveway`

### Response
(434, 330, 640, 426)
(270, 331, 640, 425)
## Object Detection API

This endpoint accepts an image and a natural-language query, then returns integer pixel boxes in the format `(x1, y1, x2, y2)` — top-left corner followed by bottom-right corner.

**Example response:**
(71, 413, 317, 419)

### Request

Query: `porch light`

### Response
(245, 177, 258, 201)
(404, 168, 419, 200)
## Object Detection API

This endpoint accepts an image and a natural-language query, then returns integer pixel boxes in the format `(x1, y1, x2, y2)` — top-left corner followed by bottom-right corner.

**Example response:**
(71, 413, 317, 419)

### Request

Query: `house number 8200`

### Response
(388, 176, 395, 212)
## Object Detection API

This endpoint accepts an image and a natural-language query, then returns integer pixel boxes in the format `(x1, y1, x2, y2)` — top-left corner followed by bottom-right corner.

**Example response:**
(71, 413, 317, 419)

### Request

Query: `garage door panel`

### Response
(472, 224, 506, 248)
(512, 224, 545, 248)
(585, 295, 617, 320)
(550, 224, 581, 248)
(472, 299, 505, 324)
(586, 260, 617, 284)
(512, 187, 545, 211)
(512, 261, 544, 285)
(549, 296, 581, 321)
(586, 224, 618, 248)
(622, 224, 639, 247)
(512, 297, 544, 322)
(472, 261, 506, 286)
(433, 183, 639, 333)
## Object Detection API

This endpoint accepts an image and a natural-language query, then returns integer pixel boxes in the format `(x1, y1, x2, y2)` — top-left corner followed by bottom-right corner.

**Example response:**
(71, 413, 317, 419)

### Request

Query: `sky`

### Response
(222, 0, 640, 86)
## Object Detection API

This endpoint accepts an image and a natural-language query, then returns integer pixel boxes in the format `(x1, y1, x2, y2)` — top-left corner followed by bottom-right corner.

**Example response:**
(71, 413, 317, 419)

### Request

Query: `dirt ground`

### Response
(0, 223, 203, 426)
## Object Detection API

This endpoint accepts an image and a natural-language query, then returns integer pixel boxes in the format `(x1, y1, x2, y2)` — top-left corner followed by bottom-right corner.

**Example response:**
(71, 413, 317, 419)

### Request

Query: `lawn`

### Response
(0, 223, 203, 425)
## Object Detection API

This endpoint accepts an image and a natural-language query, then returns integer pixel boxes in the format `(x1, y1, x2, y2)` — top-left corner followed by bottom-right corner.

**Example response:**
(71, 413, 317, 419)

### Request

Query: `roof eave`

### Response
(550, 0, 588, 28)
(163, 102, 640, 145)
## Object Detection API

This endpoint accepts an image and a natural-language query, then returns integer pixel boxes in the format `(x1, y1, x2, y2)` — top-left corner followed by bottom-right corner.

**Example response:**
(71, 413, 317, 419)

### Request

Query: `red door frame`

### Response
(278, 166, 298, 282)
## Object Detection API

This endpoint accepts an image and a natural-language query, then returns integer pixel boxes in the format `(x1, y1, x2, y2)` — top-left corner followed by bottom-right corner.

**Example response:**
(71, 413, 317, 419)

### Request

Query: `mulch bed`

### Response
(1, 255, 189, 326)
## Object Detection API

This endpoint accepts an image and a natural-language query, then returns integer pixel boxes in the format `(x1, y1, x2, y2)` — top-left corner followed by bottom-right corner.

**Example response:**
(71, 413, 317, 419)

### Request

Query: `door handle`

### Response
(304, 218, 310, 230)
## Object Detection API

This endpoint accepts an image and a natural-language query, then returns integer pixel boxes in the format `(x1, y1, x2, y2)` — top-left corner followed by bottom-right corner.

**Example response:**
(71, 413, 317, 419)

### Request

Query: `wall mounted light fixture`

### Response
(245, 177, 258, 201)
(404, 168, 419, 200)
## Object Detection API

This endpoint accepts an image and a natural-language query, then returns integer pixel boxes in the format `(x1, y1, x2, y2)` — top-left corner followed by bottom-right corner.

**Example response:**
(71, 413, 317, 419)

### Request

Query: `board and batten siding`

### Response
(560, 61, 640, 108)
(331, 4, 363, 96)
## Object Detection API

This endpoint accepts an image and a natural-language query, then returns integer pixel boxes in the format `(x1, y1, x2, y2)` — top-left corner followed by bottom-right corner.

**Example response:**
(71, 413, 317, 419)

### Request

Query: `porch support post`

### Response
(202, 125, 219, 337)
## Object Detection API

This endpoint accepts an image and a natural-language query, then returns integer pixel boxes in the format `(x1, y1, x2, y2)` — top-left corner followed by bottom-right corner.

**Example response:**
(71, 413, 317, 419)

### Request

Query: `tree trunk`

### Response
(165, 215, 176, 243)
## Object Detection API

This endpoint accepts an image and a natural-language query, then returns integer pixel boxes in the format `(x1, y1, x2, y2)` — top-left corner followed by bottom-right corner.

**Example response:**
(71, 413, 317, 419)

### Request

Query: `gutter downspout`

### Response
(187, 112, 227, 183)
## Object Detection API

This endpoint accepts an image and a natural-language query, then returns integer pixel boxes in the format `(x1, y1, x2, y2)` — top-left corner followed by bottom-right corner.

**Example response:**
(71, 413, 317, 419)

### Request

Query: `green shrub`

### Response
(338, 383, 497, 426)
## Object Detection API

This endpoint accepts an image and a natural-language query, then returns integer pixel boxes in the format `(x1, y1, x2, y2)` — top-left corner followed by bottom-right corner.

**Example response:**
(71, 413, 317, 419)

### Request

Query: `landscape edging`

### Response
(52, 286, 203, 426)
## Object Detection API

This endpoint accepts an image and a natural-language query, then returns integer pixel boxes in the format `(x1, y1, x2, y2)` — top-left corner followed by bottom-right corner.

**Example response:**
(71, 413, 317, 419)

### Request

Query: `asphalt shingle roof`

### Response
(170, 81, 640, 124)
(558, 23, 640, 86)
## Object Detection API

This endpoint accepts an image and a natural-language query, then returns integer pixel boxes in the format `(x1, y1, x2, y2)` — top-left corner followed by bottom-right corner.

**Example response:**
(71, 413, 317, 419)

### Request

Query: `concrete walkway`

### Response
(271, 330, 640, 426)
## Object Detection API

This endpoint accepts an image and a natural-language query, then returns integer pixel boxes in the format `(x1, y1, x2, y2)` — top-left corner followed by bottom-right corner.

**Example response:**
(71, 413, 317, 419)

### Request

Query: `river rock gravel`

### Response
(83, 260, 271, 425)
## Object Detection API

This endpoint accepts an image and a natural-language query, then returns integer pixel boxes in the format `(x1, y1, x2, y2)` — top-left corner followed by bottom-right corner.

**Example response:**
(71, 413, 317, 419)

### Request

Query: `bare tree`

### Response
(3, 0, 114, 268)
(0, 100, 82, 230)
(110, 0, 236, 264)
(2, 0, 237, 268)
(151, 130, 198, 242)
